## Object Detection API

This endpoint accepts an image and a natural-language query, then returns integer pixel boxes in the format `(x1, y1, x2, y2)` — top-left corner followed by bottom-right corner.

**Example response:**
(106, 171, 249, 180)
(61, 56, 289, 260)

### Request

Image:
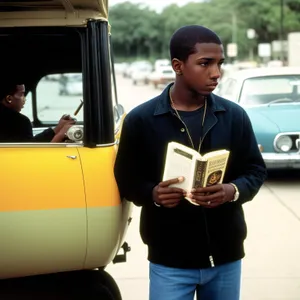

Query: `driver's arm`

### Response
(33, 128, 56, 142)
(33, 114, 76, 142)
(50, 123, 74, 142)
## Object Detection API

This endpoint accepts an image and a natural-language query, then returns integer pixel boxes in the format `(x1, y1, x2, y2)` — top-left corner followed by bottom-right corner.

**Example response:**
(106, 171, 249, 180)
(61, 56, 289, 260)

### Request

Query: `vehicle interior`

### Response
(0, 26, 83, 132)
(239, 75, 300, 105)
(0, 25, 123, 145)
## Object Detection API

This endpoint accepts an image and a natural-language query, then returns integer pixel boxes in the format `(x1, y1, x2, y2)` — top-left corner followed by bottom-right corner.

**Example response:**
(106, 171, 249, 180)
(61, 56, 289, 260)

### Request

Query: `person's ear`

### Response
(172, 59, 183, 76)
(6, 96, 12, 104)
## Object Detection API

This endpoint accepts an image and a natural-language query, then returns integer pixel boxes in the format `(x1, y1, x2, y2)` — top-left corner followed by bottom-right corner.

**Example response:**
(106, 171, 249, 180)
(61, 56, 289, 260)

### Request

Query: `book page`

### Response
(162, 142, 196, 191)
(202, 149, 229, 159)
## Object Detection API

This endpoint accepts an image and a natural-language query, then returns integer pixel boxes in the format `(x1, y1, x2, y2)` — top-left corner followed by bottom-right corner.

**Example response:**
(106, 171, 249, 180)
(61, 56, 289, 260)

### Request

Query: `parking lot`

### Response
(1, 73, 299, 299)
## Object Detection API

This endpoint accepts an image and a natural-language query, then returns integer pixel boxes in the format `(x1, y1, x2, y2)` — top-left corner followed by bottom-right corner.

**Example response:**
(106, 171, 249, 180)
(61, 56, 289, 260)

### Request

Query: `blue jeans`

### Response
(149, 260, 241, 300)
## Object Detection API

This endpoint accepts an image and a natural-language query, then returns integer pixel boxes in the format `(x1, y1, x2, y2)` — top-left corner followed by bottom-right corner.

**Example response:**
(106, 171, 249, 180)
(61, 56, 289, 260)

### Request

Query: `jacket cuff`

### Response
(134, 181, 157, 207)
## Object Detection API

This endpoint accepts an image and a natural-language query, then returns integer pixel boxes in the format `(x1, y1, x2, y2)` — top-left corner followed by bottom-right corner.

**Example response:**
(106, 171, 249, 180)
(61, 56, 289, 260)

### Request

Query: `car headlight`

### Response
(275, 135, 293, 152)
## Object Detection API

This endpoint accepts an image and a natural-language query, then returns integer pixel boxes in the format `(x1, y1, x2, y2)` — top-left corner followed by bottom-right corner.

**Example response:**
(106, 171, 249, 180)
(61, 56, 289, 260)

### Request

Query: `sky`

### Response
(109, 0, 202, 12)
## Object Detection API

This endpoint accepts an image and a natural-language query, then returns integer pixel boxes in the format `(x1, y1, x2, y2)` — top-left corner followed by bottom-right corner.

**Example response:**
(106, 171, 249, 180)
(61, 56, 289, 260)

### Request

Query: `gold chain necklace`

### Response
(169, 88, 207, 153)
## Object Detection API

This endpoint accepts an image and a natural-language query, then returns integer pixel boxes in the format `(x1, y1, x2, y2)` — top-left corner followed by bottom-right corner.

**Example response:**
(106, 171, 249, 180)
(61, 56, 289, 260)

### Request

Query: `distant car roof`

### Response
(229, 67, 300, 81)
(158, 65, 173, 71)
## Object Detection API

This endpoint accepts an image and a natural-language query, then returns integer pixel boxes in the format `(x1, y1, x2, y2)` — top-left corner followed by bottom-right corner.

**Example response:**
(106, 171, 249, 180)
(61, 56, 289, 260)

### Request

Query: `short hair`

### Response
(0, 74, 24, 101)
(169, 25, 222, 62)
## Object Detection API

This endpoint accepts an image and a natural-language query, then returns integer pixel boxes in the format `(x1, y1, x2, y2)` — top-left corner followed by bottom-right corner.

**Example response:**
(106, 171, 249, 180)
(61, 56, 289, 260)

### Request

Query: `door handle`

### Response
(66, 155, 77, 159)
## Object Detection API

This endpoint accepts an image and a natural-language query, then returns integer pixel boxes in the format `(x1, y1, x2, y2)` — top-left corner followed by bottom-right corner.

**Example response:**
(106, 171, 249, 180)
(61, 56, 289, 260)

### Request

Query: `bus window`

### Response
(36, 73, 83, 123)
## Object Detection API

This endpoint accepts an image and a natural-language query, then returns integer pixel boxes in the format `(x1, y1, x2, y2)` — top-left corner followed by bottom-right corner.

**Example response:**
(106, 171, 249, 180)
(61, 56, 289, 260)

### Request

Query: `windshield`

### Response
(240, 75, 300, 105)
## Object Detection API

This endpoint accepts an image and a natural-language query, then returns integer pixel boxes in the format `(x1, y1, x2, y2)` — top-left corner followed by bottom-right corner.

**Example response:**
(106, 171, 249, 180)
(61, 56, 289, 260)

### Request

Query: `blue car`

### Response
(215, 67, 300, 169)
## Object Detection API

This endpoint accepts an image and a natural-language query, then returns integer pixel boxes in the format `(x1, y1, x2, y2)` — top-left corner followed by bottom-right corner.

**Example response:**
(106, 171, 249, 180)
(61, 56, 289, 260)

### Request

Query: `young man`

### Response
(114, 25, 267, 300)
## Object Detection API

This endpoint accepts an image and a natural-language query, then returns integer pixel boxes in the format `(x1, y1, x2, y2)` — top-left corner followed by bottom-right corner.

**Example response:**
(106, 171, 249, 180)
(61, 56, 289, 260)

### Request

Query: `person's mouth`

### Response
(207, 82, 218, 87)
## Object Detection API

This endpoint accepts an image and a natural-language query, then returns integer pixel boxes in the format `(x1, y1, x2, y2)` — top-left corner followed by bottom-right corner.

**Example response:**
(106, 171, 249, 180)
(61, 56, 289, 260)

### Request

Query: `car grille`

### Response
(274, 132, 300, 153)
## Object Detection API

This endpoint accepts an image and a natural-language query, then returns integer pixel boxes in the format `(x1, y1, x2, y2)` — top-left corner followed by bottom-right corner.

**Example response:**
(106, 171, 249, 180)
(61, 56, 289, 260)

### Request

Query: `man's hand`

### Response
(53, 114, 76, 134)
(51, 123, 74, 142)
(152, 177, 186, 208)
(188, 184, 235, 208)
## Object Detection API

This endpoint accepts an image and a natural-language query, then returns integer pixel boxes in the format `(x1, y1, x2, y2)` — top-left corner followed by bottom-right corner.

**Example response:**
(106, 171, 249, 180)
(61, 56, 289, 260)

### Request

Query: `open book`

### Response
(162, 141, 230, 205)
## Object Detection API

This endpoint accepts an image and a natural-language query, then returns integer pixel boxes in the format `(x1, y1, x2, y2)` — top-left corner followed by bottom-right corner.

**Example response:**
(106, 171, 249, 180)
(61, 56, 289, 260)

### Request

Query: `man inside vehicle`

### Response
(0, 80, 75, 143)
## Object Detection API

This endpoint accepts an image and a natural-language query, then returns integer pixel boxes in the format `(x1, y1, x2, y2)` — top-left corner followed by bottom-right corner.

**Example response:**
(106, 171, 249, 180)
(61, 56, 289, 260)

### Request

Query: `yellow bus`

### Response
(0, 0, 132, 298)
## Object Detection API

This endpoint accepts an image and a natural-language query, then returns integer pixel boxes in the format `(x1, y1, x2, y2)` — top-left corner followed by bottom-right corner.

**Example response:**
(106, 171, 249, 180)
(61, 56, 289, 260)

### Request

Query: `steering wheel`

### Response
(268, 98, 294, 104)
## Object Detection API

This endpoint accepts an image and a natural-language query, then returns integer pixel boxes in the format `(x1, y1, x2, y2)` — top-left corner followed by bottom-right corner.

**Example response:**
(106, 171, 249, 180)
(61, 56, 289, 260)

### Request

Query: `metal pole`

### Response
(232, 11, 237, 44)
(280, 0, 284, 62)
(231, 11, 237, 63)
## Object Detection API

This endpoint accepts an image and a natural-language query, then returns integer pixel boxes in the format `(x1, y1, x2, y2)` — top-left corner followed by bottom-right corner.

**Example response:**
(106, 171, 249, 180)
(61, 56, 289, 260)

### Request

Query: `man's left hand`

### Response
(54, 114, 76, 134)
(188, 184, 235, 208)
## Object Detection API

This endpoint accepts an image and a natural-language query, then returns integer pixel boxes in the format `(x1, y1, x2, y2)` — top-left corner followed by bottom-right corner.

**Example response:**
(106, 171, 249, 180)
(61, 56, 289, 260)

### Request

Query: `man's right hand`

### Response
(152, 177, 185, 208)
(54, 114, 76, 134)
(51, 123, 73, 142)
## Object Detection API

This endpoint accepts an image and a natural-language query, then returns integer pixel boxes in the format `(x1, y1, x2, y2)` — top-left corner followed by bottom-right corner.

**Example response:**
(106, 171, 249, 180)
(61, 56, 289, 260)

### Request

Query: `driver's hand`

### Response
(52, 123, 73, 142)
(54, 114, 76, 134)
(59, 123, 73, 136)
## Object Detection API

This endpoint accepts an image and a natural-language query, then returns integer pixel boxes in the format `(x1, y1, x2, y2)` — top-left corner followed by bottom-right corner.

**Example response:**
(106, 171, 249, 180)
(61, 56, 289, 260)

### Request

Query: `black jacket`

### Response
(114, 84, 267, 269)
(0, 103, 55, 142)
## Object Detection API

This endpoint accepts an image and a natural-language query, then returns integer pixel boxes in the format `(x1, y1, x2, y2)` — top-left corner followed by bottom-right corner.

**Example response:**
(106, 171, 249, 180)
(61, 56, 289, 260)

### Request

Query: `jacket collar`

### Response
(153, 82, 226, 116)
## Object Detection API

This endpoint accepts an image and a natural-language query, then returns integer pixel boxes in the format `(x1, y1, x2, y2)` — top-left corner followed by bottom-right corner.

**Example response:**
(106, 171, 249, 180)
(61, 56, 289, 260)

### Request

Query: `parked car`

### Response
(215, 67, 300, 170)
(114, 62, 129, 74)
(147, 65, 175, 89)
(131, 64, 153, 85)
(123, 60, 152, 78)
(154, 58, 170, 70)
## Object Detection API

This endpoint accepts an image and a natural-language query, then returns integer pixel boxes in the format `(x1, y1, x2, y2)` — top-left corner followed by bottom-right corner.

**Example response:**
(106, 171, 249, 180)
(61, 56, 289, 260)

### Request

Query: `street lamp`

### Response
(279, 0, 284, 62)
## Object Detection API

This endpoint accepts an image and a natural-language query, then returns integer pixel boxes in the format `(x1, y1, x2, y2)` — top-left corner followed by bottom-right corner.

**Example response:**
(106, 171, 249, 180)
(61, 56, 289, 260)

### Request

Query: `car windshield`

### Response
(239, 75, 300, 105)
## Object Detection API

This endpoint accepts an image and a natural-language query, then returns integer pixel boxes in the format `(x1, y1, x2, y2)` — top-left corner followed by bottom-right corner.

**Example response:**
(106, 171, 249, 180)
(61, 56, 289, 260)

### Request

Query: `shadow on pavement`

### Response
(266, 169, 300, 183)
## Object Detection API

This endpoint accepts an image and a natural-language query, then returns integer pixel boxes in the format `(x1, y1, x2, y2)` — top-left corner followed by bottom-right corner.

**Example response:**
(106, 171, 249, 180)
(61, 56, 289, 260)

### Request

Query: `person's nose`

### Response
(210, 65, 221, 80)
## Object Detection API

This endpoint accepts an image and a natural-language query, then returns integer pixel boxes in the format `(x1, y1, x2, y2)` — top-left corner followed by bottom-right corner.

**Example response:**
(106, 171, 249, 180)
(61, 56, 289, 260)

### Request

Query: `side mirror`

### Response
(117, 104, 124, 115)
(114, 104, 125, 122)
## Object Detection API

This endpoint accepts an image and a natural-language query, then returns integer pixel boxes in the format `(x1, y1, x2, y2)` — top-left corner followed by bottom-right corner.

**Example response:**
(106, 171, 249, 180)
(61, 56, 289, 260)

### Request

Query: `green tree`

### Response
(109, 0, 300, 61)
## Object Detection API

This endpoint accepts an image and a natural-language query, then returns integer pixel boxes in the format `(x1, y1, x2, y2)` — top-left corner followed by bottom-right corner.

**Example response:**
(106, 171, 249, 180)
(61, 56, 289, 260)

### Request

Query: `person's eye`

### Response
(199, 62, 208, 67)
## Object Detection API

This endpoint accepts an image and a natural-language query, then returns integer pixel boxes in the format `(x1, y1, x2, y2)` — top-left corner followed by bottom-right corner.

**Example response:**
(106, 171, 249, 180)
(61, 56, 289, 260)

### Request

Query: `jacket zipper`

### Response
(173, 112, 216, 267)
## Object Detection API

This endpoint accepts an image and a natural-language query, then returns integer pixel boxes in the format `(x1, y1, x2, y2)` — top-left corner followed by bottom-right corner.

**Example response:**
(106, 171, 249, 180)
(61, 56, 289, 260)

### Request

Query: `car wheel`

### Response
(72, 270, 121, 300)
(0, 270, 122, 300)
(94, 269, 122, 300)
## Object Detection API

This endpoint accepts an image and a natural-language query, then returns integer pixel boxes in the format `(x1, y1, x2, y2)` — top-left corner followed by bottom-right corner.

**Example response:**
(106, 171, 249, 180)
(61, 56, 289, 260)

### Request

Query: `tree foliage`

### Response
(109, 0, 300, 61)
